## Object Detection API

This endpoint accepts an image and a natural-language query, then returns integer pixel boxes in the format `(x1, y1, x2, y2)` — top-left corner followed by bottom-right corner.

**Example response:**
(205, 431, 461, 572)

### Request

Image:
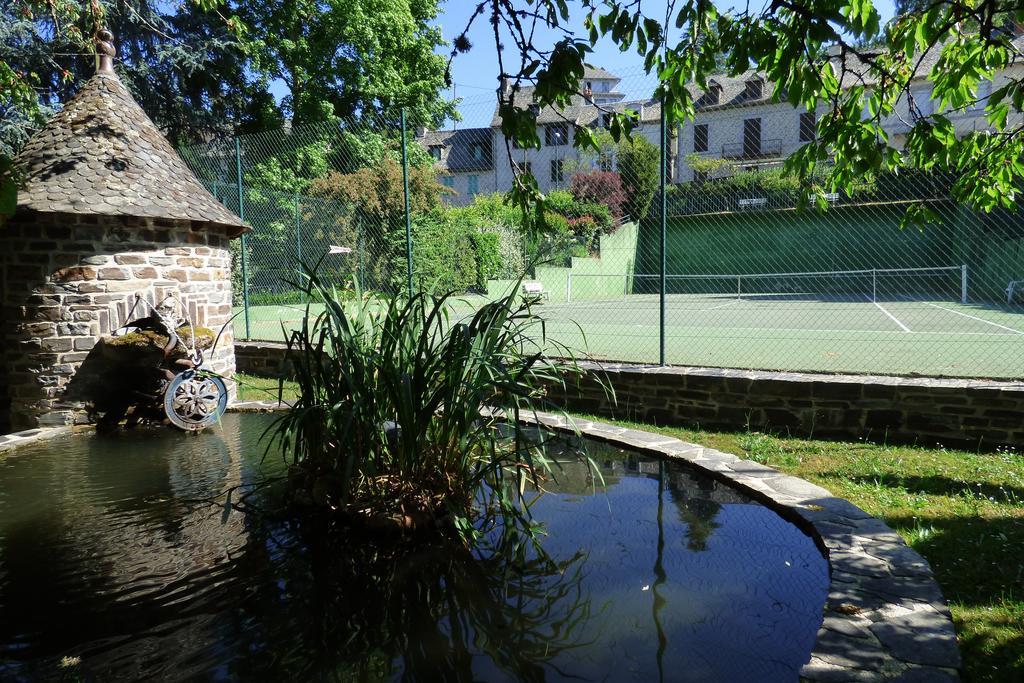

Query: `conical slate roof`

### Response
(14, 44, 248, 237)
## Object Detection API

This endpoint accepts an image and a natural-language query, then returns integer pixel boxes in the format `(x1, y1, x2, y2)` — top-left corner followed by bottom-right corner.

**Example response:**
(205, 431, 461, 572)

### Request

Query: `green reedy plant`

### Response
(267, 265, 607, 544)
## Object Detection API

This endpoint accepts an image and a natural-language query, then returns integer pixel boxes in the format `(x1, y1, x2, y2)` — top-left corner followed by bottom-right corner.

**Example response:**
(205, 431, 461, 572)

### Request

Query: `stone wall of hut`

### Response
(1, 211, 236, 431)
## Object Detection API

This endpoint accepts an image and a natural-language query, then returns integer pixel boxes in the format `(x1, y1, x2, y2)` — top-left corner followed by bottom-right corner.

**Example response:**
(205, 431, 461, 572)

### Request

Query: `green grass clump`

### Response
(263, 268, 601, 543)
(571, 414, 1024, 682)
(234, 373, 299, 402)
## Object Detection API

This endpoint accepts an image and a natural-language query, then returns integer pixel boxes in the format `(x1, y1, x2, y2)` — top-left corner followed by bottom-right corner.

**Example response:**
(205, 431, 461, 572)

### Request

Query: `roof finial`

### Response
(95, 28, 116, 74)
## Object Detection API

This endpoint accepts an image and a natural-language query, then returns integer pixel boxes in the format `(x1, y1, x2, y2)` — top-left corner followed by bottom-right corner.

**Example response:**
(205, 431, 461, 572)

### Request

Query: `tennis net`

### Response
(565, 265, 968, 305)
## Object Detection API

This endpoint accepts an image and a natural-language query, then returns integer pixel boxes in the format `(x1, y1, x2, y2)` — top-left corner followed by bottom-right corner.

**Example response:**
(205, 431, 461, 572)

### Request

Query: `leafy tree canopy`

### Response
(2, 0, 453, 156)
(457, 0, 1024, 224)
(238, 0, 455, 128)
(2, 0, 266, 153)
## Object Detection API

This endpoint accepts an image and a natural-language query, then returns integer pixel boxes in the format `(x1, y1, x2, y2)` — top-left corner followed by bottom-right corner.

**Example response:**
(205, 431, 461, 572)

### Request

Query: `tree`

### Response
(308, 157, 447, 290)
(455, 1, 1024, 221)
(3, 0, 455, 152)
(1, 1, 269, 153)
(616, 136, 659, 222)
(237, 0, 454, 128)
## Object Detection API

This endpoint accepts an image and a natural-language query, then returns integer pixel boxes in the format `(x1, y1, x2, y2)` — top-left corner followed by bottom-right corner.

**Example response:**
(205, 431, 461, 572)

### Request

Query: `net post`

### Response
(235, 136, 251, 339)
(400, 108, 414, 298)
(872, 269, 877, 303)
(294, 193, 302, 267)
(567, 272, 572, 302)
(659, 86, 667, 366)
(737, 274, 742, 300)
(961, 264, 968, 304)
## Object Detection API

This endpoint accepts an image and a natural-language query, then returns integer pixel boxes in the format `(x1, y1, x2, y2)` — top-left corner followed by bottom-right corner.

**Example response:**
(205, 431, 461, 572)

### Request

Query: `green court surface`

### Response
(234, 294, 1024, 379)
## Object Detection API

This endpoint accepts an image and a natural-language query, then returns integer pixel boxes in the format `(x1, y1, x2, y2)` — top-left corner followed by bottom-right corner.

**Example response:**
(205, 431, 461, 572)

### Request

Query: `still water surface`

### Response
(0, 413, 828, 681)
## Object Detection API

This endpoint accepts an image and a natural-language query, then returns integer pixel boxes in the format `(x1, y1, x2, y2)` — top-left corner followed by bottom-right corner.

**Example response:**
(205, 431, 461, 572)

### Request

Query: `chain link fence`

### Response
(179, 65, 1024, 379)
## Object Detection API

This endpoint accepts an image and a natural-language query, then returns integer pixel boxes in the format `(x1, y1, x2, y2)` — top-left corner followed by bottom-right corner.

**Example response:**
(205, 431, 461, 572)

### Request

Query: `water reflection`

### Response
(0, 414, 827, 682)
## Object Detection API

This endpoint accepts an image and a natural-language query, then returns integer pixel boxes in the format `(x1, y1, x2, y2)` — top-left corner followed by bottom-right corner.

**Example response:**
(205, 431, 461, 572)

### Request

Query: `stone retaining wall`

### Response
(548, 363, 1024, 449)
(234, 341, 1024, 449)
(235, 341, 291, 378)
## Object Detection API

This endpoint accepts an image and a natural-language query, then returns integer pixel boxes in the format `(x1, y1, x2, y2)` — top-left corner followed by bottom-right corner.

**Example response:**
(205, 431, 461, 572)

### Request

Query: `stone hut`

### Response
(0, 30, 248, 432)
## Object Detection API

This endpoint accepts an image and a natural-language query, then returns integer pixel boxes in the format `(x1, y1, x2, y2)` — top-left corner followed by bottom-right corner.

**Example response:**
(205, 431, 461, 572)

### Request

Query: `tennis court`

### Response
(234, 265, 1024, 379)
(235, 295, 1024, 379)
(533, 294, 1024, 378)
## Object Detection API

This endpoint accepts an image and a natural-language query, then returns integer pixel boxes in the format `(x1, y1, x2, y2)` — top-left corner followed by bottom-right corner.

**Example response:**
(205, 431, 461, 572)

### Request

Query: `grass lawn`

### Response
(572, 414, 1024, 682)
(230, 373, 1023, 681)
(234, 373, 299, 402)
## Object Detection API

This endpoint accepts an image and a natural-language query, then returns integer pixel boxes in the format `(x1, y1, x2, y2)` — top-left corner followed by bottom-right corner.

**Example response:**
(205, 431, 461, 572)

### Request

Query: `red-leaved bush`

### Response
(569, 171, 625, 219)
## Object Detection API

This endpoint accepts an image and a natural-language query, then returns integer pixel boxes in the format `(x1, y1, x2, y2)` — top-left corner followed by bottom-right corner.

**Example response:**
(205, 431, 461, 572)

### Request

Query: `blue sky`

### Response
(434, 0, 898, 126)
(266, 1, 898, 126)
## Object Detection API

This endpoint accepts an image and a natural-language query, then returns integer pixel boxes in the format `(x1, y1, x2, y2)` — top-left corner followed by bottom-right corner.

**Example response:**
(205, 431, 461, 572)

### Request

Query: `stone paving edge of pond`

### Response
(2, 401, 963, 682)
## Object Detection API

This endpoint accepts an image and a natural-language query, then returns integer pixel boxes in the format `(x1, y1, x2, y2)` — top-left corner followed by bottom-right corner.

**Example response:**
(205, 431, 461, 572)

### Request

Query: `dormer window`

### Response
(744, 77, 763, 100)
(428, 145, 442, 161)
(472, 143, 484, 160)
(704, 81, 722, 106)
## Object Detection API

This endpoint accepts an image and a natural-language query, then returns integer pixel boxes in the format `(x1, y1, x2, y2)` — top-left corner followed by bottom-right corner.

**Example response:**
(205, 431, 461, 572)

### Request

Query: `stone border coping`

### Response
(0, 425, 74, 454)
(519, 411, 962, 682)
(228, 400, 961, 680)
(2, 400, 961, 680)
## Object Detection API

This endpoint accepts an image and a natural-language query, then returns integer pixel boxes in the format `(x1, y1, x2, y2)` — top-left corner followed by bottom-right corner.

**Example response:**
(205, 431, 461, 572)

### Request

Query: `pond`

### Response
(0, 413, 828, 681)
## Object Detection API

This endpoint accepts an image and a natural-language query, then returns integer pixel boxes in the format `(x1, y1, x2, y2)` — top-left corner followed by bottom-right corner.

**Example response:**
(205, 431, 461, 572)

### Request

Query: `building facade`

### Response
(421, 66, 668, 207)
(677, 46, 1024, 182)
(422, 53, 1022, 201)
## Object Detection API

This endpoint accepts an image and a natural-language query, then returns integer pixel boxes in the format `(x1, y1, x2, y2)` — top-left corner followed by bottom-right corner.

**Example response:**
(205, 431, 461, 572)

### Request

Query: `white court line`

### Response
(555, 298, 744, 312)
(695, 298, 742, 312)
(563, 322, 1017, 336)
(924, 302, 1024, 335)
(872, 300, 912, 333)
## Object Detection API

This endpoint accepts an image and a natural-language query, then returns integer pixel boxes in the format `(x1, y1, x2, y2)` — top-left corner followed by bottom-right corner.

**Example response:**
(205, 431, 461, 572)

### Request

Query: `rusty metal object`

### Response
(102, 294, 229, 432)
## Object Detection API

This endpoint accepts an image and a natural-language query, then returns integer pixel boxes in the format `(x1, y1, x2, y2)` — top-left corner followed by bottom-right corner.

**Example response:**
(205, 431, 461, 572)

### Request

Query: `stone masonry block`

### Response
(97, 267, 130, 280)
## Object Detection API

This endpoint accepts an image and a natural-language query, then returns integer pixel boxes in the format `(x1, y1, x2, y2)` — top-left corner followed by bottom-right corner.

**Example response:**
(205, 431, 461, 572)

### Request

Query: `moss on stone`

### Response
(104, 326, 215, 352)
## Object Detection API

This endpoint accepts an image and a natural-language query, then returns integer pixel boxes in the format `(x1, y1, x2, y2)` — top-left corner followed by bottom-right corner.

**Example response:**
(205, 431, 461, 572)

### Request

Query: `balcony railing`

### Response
(721, 138, 783, 160)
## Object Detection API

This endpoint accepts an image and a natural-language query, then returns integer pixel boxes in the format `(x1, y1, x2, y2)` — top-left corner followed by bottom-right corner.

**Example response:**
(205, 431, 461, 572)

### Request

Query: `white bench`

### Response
(521, 282, 549, 302)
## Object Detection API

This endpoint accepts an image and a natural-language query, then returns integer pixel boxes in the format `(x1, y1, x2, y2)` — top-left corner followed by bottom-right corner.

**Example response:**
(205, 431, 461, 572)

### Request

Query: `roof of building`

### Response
(489, 83, 658, 129)
(583, 65, 620, 81)
(14, 31, 248, 237)
(691, 36, 1024, 112)
(420, 127, 493, 172)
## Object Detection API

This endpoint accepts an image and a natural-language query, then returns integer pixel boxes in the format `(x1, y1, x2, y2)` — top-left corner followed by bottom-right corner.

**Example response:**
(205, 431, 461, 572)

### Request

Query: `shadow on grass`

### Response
(842, 473, 1024, 506)
(879, 513, 1024, 681)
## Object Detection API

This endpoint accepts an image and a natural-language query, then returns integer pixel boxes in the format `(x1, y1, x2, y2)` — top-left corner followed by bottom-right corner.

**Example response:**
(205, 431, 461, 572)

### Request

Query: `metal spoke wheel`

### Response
(163, 371, 228, 431)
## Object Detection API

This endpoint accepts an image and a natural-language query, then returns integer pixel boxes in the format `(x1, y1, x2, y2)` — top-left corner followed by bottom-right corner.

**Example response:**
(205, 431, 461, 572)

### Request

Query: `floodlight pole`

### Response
(235, 136, 251, 339)
(400, 108, 414, 298)
(659, 88, 668, 366)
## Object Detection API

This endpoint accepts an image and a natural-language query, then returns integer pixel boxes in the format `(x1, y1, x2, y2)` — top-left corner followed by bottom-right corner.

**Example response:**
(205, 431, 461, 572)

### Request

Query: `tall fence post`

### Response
(400, 108, 414, 298)
(235, 137, 251, 339)
(659, 89, 668, 366)
(294, 193, 302, 266)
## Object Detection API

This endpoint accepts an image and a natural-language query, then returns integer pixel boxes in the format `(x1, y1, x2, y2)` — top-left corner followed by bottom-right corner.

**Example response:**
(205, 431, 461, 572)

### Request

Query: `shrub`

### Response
(617, 136, 659, 221)
(569, 171, 626, 219)
(470, 232, 502, 290)
(308, 158, 448, 291)
(410, 213, 478, 292)
(450, 193, 526, 280)
(268, 270, 605, 544)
